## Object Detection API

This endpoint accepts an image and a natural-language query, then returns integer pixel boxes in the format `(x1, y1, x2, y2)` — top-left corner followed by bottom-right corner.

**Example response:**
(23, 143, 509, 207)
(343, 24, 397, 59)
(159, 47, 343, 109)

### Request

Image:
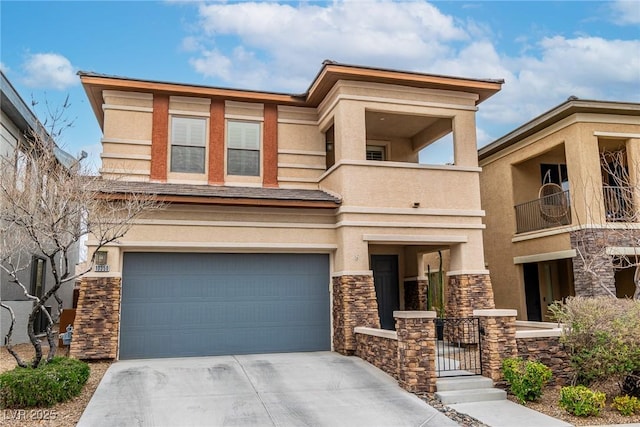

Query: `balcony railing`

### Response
(603, 186, 636, 222)
(515, 190, 571, 234)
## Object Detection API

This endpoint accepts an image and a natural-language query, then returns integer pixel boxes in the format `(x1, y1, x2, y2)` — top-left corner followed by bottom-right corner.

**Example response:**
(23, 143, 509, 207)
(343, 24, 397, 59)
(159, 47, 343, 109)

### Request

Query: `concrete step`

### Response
(436, 375, 494, 391)
(435, 388, 507, 404)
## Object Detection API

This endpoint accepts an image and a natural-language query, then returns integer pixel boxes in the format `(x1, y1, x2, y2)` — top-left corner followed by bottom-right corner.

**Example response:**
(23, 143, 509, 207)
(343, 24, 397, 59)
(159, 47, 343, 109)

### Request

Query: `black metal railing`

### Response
(603, 186, 636, 222)
(514, 190, 571, 234)
(436, 317, 482, 377)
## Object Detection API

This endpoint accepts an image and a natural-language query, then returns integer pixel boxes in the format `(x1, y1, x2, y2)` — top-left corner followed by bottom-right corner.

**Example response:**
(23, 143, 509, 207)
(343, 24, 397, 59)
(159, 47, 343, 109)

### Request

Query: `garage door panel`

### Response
(120, 253, 330, 359)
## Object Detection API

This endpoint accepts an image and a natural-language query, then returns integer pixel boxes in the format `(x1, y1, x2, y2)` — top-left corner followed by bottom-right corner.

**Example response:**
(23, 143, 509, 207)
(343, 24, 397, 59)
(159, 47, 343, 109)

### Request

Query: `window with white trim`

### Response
(170, 117, 206, 173)
(227, 120, 260, 176)
(366, 145, 386, 161)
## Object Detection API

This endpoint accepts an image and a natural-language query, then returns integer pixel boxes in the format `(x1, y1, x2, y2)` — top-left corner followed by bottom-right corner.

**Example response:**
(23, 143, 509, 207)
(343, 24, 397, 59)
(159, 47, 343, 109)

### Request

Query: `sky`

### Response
(1, 0, 639, 170)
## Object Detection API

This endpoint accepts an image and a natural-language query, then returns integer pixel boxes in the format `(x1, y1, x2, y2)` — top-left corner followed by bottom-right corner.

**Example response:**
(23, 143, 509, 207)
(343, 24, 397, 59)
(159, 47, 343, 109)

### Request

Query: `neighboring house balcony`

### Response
(603, 185, 636, 222)
(514, 189, 572, 234)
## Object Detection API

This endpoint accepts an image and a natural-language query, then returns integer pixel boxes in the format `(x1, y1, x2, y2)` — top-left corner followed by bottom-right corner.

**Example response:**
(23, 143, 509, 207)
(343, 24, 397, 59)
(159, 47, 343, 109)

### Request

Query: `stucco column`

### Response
(332, 274, 380, 355)
(70, 277, 122, 360)
(394, 311, 437, 392)
(474, 309, 518, 382)
(626, 138, 640, 218)
(452, 111, 479, 167)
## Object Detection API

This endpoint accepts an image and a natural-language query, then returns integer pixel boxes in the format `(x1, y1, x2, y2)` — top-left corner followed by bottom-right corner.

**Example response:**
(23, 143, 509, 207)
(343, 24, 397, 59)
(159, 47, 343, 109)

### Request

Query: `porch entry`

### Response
(436, 317, 482, 377)
(371, 255, 400, 330)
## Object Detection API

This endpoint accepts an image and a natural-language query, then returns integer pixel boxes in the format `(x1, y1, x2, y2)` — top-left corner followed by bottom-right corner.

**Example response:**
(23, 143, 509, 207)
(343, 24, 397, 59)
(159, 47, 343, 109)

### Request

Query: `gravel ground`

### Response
(507, 382, 640, 426)
(0, 343, 111, 427)
(416, 393, 489, 427)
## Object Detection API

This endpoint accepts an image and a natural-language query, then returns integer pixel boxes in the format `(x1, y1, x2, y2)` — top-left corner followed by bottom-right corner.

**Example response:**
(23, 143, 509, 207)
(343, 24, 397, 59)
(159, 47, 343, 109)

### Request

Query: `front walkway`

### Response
(78, 352, 458, 427)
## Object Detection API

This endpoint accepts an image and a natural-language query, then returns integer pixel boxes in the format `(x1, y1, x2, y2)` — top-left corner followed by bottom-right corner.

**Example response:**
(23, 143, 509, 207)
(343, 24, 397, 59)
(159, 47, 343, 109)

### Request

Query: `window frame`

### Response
(168, 115, 208, 175)
(225, 119, 262, 179)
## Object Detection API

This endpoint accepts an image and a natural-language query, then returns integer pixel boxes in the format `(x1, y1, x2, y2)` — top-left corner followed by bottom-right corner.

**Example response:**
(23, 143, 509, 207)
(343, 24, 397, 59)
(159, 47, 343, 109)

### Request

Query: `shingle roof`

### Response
(96, 180, 341, 205)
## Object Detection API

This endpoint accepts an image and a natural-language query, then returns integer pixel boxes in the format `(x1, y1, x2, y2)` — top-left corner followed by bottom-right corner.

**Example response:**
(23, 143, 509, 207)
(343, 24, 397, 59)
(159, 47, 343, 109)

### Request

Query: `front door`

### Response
(371, 255, 399, 330)
(523, 263, 542, 321)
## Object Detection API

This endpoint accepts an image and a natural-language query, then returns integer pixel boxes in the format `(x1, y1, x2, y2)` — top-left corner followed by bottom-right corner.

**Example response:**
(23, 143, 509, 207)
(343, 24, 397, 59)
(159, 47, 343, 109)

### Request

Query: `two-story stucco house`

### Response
(479, 98, 640, 321)
(1, 71, 78, 344)
(72, 61, 502, 360)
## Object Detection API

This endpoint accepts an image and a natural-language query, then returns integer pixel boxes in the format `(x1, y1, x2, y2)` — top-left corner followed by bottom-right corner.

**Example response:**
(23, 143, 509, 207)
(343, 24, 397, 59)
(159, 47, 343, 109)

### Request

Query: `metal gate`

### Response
(435, 317, 482, 377)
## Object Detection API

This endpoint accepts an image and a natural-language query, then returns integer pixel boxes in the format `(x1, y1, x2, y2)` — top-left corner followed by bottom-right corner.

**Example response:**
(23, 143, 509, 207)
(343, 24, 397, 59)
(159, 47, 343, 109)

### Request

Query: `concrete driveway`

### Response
(78, 351, 457, 427)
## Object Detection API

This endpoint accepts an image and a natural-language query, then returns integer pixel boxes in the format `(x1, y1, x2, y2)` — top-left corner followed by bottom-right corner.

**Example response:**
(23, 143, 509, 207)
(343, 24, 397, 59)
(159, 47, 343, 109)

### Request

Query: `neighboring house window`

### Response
(0, 123, 17, 159)
(366, 145, 386, 161)
(31, 256, 47, 335)
(227, 120, 260, 176)
(170, 117, 206, 173)
(540, 163, 568, 191)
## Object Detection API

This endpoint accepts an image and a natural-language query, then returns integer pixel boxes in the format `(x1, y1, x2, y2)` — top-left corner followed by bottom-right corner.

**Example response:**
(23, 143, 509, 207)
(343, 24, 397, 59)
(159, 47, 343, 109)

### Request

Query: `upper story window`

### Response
(227, 120, 260, 176)
(170, 117, 206, 174)
(366, 145, 386, 161)
(325, 125, 335, 170)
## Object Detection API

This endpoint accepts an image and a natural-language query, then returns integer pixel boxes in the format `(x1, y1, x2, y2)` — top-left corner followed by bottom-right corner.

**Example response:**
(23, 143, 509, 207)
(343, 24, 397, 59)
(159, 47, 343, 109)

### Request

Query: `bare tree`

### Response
(571, 149, 640, 300)
(0, 120, 161, 368)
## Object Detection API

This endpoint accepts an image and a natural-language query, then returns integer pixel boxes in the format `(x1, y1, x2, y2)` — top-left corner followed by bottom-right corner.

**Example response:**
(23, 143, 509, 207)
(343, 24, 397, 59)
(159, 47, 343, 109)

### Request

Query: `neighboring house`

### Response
(479, 98, 640, 321)
(72, 61, 503, 360)
(0, 71, 78, 344)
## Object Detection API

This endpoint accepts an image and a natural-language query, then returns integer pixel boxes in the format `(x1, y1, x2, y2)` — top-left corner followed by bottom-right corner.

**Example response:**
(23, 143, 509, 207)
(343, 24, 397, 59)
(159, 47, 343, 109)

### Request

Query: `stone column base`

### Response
(446, 273, 495, 319)
(70, 277, 121, 360)
(332, 274, 380, 355)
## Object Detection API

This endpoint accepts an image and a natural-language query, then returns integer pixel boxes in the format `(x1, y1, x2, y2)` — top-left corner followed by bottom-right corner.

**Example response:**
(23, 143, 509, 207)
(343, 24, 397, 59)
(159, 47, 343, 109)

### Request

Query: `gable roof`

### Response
(79, 61, 503, 129)
(479, 98, 640, 161)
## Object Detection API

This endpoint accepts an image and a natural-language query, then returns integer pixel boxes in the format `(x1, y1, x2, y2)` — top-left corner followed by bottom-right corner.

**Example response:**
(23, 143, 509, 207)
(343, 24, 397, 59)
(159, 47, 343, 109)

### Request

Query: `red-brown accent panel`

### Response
(151, 94, 169, 182)
(263, 103, 278, 188)
(209, 100, 225, 185)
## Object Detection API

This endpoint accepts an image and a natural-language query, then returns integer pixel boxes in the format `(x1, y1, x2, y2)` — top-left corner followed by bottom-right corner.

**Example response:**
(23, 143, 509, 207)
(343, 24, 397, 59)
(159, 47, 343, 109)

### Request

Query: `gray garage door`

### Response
(120, 253, 330, 359)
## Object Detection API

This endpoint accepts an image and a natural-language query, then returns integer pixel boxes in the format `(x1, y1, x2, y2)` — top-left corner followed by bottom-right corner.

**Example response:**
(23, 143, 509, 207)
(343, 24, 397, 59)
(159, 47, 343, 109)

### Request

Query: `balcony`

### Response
(515, 190, 571, 234)
(603, 186, 636, 222)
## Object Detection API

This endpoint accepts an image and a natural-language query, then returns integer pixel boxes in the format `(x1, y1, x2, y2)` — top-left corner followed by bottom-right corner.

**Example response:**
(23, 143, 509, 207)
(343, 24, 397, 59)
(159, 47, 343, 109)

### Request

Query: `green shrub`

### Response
(559, 385, 606, 416)
(502, 357, 552, 403)
(612, 395, 640, 416)
(0, 357, 90, 408)
(549, 297, 640, 385)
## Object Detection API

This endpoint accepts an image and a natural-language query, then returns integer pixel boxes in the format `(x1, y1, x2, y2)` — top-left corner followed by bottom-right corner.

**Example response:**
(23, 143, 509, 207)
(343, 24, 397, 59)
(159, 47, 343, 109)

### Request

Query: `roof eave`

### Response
(479, 99, 640, 161)
(305, 61, 504, 107)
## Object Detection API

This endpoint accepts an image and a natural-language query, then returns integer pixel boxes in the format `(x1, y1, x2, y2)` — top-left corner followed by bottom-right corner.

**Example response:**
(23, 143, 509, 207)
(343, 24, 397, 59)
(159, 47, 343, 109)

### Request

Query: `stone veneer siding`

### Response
(70, 277, 121, 360)
(570, 228, 640, 297)
(446, 274, 495, 319)
(332, 275, 380, 355)
(395, 314, 437, 392)
(517, 336, 572, 385)
(475, 310, 518, 382)
(403, 279, 428, 311)
(355, 332, 398, 379)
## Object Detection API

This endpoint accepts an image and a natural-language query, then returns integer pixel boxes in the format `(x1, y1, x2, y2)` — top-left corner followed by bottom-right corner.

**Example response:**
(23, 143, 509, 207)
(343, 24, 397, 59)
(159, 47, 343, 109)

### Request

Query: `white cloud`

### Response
(188, 1, 471, 91)
(610, 0, 640, 25)
(180, 1, 640, 144)
(22, 53, 78, 90)
(0, 62, 9, 73)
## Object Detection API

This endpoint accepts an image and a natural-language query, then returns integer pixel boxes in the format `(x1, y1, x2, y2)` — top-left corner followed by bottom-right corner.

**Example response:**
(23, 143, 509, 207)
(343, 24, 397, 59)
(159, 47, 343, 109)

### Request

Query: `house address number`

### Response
(94, 265, 110, 272)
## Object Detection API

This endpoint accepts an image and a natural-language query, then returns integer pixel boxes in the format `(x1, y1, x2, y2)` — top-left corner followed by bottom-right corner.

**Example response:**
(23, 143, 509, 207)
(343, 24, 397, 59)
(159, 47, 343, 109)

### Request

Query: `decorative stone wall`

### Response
(447, 274, 495, 319)
(475, 309, 518, 382)
(570, 228, 640, 297)
(517, 336, 572, 385)
(70, 277, 121, 360)
(404, 279, 428, 311)
(354, 328, 398, 379)
(332, 275, 380, 355)
(395, 312, 437, 392)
